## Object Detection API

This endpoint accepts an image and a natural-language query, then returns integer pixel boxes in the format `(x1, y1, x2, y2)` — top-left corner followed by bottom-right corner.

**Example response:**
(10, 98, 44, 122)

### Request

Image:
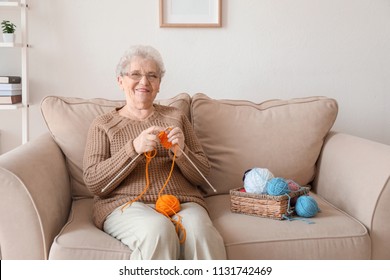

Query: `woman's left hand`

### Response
(167, 127, 185, 156)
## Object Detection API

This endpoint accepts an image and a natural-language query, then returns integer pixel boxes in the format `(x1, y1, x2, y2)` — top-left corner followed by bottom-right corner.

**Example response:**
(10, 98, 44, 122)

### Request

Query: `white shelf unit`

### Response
(0, 0, 29, 144)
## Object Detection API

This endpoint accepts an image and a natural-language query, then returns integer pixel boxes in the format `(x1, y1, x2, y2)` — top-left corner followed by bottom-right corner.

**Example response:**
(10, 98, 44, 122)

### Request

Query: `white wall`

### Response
(1, 0, 390, 154)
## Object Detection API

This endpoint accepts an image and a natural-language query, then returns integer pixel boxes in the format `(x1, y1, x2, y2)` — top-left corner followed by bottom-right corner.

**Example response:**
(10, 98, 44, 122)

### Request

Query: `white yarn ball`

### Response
(243, 168, 274, 194)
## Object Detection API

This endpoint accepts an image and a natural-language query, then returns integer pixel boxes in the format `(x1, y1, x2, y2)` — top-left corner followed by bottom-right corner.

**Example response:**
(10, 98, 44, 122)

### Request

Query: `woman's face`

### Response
(118, 56, 161, 110)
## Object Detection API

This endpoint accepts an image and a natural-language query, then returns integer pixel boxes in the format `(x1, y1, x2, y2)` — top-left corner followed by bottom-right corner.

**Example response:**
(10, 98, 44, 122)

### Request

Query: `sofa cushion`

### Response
(49, 195, 371, 260)
(205, 194, 370, 259)
(191, 94, 338, 196)
(49, 199, 131, 259)
(41, 93, 192, 198)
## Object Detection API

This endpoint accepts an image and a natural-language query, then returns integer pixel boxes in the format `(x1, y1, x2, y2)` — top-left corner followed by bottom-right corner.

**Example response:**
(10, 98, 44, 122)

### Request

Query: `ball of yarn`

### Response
(266, 177, 290, 196)
(286, 180, 301, 205)
(243, 168, 274, 194)
(156, 194, 181, 217)
(295, 196, 319, 218)
(286, 179, 301, 191)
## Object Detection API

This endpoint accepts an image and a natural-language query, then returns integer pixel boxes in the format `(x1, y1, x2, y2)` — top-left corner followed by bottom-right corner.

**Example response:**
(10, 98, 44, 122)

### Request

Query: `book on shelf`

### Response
(0, 76, 22, 84)
(0, 95, 22, 105)
(0, 83, 22, 90)
(0, 90, 22, 96)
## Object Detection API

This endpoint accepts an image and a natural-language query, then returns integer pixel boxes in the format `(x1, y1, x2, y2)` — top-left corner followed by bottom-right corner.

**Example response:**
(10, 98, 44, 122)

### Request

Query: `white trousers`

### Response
(103, 202, 227, 260)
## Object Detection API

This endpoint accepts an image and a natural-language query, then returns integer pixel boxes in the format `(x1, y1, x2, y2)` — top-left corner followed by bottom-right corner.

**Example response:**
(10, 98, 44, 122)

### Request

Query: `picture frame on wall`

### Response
(159, 0, 222, 28)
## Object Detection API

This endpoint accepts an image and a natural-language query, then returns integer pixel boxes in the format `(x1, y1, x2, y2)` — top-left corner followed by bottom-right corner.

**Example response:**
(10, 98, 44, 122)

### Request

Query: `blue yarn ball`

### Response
(295, 196, 320, 218)
(243, 168, 274, 194)
(266, 177, 290, 196)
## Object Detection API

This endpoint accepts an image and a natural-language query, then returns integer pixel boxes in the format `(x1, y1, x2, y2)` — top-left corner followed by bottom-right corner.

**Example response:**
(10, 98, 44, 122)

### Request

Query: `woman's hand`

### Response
(133, 126, 164, 154)
(167, 127, 185, 156)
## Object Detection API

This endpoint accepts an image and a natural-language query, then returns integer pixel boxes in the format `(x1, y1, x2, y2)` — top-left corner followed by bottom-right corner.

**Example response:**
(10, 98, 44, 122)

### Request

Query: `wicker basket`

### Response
(230, 186, 310, 220)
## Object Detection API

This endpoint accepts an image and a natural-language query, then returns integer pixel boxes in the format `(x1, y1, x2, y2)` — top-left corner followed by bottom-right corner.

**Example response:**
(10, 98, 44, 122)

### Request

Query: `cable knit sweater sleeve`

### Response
(83, 114, 140, 196)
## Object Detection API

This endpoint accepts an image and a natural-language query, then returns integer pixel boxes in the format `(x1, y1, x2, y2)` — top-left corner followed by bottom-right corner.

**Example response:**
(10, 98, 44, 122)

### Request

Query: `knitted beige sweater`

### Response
(83, 104, 210, 229)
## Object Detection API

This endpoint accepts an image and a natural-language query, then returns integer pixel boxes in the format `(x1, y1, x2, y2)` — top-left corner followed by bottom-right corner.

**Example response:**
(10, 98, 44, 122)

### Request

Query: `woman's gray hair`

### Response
(116, 45, 166, 78)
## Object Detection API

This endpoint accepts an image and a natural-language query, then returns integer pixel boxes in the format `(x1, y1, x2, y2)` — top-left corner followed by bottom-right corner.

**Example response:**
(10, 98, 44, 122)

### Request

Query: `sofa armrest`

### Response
(313, 131, 390, 259)
(0, 133, 72, 259)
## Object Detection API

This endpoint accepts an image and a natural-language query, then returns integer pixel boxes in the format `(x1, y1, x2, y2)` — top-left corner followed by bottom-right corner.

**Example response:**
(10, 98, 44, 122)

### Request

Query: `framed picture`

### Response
(160, 0, 222, 28)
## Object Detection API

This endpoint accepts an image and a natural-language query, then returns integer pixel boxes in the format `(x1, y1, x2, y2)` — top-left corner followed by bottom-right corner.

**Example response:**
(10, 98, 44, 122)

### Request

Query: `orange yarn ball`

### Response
(156, 194, 181, 217)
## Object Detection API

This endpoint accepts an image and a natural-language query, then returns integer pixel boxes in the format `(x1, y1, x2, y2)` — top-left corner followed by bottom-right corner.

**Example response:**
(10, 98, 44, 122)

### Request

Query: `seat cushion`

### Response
(205, 194, 371, 259)
(191, 94, 338, 196)
(49, 199, 131, 260)
(41, 93, 192, 198)
(50, 194, 371, 260)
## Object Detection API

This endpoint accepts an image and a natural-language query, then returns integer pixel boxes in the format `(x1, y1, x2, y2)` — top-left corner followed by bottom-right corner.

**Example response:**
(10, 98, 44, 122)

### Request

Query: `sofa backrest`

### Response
(41, 92, 338, 199)
(41, 93, 191, 198)
(191, 93, 338, 196)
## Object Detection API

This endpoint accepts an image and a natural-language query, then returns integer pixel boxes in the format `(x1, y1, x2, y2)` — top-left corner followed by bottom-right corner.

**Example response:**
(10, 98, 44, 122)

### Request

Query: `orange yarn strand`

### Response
(158, 144, 177, 197)
(155, 144, 187, 243)
(121, 130, 186, 243)
(121, 149, 156, 211)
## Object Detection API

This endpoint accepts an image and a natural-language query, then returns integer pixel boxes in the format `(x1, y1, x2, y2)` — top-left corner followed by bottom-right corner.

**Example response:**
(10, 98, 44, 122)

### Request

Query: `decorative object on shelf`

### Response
(0, 76, 21, 84)
(1, 20, 16, 42)
(0, 95, 22, 104)
(0, 76, 22, 105)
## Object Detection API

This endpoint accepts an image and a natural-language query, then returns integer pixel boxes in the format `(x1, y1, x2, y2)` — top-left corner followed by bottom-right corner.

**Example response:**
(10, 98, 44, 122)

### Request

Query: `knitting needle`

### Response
(101, 131, 217, 193)
(175, 146, 217, 193)
(101, 153, 141, 193)
(161, 127, 217, 193)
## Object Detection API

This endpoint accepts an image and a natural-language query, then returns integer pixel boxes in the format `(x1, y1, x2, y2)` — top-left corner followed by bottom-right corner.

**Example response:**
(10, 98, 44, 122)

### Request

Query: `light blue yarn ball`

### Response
(266, 177, 290, 196)
(243, 168, 274, 194)
(295, 196, 320, 218)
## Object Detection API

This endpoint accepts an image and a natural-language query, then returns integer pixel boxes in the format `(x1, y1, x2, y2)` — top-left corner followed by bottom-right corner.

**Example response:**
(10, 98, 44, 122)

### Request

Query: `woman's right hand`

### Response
(132, 126, 164, 154)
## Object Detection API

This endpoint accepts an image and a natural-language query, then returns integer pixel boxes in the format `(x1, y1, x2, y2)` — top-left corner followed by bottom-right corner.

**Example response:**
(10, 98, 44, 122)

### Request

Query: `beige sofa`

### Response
(1, 93, 389, 260)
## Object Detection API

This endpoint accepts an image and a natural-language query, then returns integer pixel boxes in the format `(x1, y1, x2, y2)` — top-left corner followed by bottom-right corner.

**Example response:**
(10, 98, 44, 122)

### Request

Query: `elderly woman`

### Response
(83, 45, 226, 260)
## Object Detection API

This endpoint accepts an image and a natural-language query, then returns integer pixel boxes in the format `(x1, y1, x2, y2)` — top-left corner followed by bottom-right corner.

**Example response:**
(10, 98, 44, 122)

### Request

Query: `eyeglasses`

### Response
(123, 72, 160, 82)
